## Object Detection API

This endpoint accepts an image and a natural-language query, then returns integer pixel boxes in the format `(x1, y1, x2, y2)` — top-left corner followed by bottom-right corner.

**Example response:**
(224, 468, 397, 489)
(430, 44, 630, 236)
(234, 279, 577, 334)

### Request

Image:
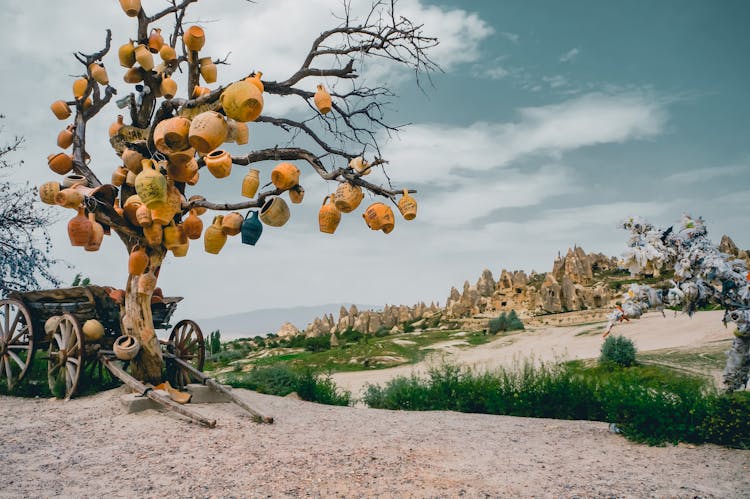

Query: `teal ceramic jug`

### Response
(241, 210, 262, 245)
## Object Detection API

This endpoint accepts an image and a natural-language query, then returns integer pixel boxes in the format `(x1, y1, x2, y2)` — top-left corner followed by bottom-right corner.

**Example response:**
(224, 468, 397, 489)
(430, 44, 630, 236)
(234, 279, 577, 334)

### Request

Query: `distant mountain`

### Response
(196, 303, 379, 339)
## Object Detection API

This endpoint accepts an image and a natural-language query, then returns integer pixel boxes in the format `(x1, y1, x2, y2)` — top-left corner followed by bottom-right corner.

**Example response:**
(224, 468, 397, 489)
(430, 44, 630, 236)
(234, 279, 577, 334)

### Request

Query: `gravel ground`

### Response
(1, 387, 749, 498)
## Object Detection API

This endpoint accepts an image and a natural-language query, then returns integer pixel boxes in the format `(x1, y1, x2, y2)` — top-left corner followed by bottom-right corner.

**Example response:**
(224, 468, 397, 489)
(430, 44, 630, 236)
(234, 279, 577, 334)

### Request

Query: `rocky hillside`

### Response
(300, 246, 620, 338)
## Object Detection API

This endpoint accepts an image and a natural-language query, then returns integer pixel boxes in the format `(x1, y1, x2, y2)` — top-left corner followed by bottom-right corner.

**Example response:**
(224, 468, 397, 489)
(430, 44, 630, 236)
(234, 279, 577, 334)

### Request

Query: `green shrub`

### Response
(374, 327, 390, 337)
(221, 364, 350, 406)
(699, 391, 750, 448)
(600, 335, 637, 367)
(304, 335, 331, 352)
(488, 310, 525, 335)
(339, 328, 364, 343)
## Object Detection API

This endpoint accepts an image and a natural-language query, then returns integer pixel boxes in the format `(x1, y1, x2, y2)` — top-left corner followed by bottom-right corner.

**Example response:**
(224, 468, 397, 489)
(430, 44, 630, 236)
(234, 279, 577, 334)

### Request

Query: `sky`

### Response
(1, 0, 748, 322)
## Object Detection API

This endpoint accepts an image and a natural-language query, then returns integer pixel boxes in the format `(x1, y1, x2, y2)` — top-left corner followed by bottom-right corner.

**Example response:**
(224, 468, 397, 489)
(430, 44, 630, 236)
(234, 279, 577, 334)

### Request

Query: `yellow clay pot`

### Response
(271, 162, 300, 191)
(259, 197, 290, 227)
(318, 195, 341, 234)
(118, 40, 136, 68)
(204, 149, 232, 178)
(314, 84, 332, 114)
(188, 111, 227, 153)
(397, 189, 417, 220)
(204, 215, 227, 254)
(333, 183, 364, 213)
(51, 100, 71, 120)
(183, 26, 205, 52)
(241, 169, 260, 198)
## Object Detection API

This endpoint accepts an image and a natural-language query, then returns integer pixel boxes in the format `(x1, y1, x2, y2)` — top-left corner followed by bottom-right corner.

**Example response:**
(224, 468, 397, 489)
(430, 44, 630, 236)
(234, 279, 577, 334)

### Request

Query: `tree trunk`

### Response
(723, 334, 750, 392)
(122, 249, 165, 384)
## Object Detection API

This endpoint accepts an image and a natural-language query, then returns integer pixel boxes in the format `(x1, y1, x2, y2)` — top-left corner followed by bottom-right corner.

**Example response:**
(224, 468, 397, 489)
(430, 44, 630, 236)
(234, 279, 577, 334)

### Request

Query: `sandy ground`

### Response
(2, 385, 749, 498)
(333, 310, 730, 396)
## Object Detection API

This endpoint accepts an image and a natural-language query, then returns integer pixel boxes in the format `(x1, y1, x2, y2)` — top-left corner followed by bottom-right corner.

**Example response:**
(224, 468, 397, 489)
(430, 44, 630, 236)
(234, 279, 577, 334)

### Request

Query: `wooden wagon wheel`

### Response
(167, 320, 205, 389)
(0, 298, 34, 392)
(47, 313, 84, 400)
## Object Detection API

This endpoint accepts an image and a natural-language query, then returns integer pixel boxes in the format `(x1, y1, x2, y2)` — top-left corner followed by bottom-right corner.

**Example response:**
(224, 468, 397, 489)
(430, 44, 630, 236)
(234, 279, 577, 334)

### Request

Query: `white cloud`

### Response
(559, 48, 580, 63)
(485, 66, 511, 80)
(664, 164, 749, 183)
(500, 32, 520, 44)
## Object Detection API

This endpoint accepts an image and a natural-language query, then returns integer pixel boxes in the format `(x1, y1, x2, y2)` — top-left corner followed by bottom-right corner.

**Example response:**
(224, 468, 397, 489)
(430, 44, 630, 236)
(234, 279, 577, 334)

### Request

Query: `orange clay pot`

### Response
(289, 185, 305, 204)
(121, 148, 144, 173)
(39, 182, 60, 205)
(314, 84, 332, 114)
(118, 40, 136, 68)
(220, 78, 263, 122)
(56, 188, 84, 209)
(89, 63, 109, 85)
(318, 195, 341, 234)
(163, 223, 187, 250)
(188, 111, 227, 153)
(111, 166, 128, 187)
(204, 215, 227, 254)
(363, 202, 395, 234)
(109, 115, 124, 138)
(123, 67, 143, 84)
(160, 76, 178, 99)
(57, 125, 74, 149)
(188, 195, 207, 216)
(68, 207, 92, 247)
(48, 153, 73, 175)
(159, 45, 177, 62)
(172, 241, 189, 257)
(221, 212, 243, 236)
(168, 147, 195, 167)
(143, 222, 163, 247)
(128, 246, 148, 275)
(51, 100, 71, 120)
(333, 182, 363, 213)
(84, 213, 104, 252)
(183, 26, 205, 52)
(271, 162, 300, 191)
(119, 0, 141, 17)
(397, 189, 417, 220)
(154, 116, 191, 154)
(241, 169, 260, 198)
(204, 149, 232, 178)
(123, 195, 143, 225)
(134, 44, 154, 71)
(183, 210, 203, 239)
(349, 156, 371, 176)
(247, 72, 264, 93)
(135, 203, 153, 227)
(166, 158, 198, 183)
(72, 78, 88, 100)
(148, 28, 164, 53)
(199, 57, 217, 84)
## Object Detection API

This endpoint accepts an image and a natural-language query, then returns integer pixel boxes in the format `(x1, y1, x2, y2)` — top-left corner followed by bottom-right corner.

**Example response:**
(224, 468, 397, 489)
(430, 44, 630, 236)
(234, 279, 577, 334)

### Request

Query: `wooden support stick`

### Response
(100, 355, 217, 428)
(163, 352, 273, 424)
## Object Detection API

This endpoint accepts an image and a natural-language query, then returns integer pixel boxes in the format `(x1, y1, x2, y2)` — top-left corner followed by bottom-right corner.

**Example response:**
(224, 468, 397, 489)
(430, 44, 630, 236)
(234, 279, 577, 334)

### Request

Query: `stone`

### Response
(276, 322, 300, 339)
(186, 383, 231, 403)
(120, 393, 161, 414)
(476, 269, 495, 297)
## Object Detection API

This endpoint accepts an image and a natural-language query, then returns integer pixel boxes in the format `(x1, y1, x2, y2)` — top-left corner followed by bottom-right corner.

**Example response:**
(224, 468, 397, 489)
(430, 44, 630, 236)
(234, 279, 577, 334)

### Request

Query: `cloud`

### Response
(484, 66, 511, 80)
(559, 48, 580, 63)
(382, 92, 668, 185)
(500, 32, 520, 44)
(664, 164, 749, 183)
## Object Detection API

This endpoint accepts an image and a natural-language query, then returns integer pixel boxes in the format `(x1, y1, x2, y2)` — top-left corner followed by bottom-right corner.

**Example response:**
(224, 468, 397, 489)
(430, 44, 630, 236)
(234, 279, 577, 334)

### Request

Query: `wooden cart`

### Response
(0, 286, 205, 400)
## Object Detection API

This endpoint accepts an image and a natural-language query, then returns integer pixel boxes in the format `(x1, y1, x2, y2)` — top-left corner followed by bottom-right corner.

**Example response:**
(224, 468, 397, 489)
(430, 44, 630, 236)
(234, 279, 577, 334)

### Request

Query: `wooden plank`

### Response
(100, 355, 217, 428)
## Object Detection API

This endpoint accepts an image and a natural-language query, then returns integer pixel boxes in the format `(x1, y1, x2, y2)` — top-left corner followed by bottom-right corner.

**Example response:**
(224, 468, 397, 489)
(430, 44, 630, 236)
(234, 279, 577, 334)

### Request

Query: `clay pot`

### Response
(318, 195, 341, 234)
(349, 156, 371, 176)
(150, 202, 173, 226)
(192, 86, 210, 98)
(271, 162, 300, 191)
(186, 171, 199, 186)
(123, 67, 143, 84)
(119, 0, 141, 17)
(39, 182, 60, 205)
(221, 212, 243, 236)
(148, 28, 164, 53)
(314, 84, 332, 114)
(82, 319, 105, 342)
(111, 166, 128, 187)
(48, 153, 73, 175)
(121, 148, 144, 173)
(247, 72, 264, 93)
(125, 171, 136, 186)
(167, 158, 197, 183)
(172, 241, 189, 257)
(286, 185, 304, 204)
(333, 183, 363, 213)
(89, 63, 109, 85)
(199, 57, 217, 84)
(241, 211, 263, 246)
(183, 26, 205, 52)
(123, 194, 143, 225)
(135, 203, 153, 227)
(62, 174, 87, 188)
(163, 223, 186, 250)
(204, 149, 232, 178)
(57, 125, 74, 149)
(164, 181, 184, 217)
(118, 40, 136, 68)
(188, 195, 207, 216)
(109, 115, 124, 138)
(259, 197, 290, 227)
(68, 207, 92, 247)
(113, 335, 140, 361)
(84, 213, 104, 252)
(72, 78, 88, 100)
(183, 210, 203, 239)
(168, 147, 195, 167)
(204, 215, 227, 254)
(134, 44, 154, 71)
(113, 199, 124, 218)
(220, 79, 263, 122)
(397, 189, 417, 220)
(154, 116, 191, 154)
(135, 160, 167, 208)
(143, 222, 163, 246)
(160, 76, 178, 99)
(159, 45, 177, 62)
(82, 97, 93, 111)
(128, 246, 148, 275)
(363, 202, 395, 234)
(51, 100, 71, 120)
(188, 111, 227, 153)
(44, 316, 63, 336)
(241, 169, 260, 198)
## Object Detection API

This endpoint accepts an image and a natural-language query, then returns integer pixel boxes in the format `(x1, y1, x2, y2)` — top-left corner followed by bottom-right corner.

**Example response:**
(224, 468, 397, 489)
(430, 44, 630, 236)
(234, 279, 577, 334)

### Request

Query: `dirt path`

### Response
(1, 386, 749, 497)
(333, 310, 729, 395)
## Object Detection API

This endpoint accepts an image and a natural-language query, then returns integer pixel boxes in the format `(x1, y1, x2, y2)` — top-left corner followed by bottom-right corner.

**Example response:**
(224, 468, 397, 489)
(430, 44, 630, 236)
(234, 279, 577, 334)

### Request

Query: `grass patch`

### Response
(362, 360, 748, 448)
(219, 364, 351, 406)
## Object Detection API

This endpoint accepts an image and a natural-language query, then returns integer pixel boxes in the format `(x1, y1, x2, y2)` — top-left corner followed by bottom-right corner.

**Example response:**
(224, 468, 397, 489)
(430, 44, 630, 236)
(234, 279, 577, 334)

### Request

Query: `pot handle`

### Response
(322, 194, 330, 207)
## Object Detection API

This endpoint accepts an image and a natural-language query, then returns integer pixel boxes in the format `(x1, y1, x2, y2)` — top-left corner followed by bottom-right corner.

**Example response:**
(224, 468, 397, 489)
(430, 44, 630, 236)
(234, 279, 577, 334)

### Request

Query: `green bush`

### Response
(362, 361, 749, 448)
(339, 328, 364, 343)
(600, 335, 637, 367)
(488, 310, 524, 335)
(304, 335, 331, 352)
(374, 327, 390, 337)
(221, 364, 350, 406)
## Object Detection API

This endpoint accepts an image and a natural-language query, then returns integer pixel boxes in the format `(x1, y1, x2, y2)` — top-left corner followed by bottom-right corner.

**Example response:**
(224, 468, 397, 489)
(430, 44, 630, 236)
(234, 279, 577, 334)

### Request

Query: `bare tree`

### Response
(0, 117, 61, 295)
(45, 0, 436, 382)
